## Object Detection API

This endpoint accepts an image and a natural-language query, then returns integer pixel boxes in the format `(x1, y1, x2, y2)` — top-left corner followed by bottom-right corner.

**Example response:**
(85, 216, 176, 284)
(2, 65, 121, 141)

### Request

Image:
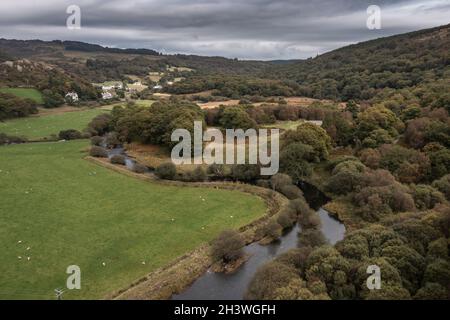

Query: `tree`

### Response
(87, 113, 112, 136)
(58, 129, 83, 140)
(218, 106, 257, 130)
(211, 229, 245, 264)
(429, 148, 450, 180)
(260, 219, 282, 240)
(282, 123, 332, 161)
(414, 282, 448, 300)
(279, 143, 314, 182)
(432, 175, 450, 200)
(245, 261, 300, 300)
(356, 105, 404, 141)
(110, 154, 126, 165)
(89, 146, 108, 158)
(362, 129, 394, 148)
(298, 229, 327, 248)
(410, 184, 445, 210)
(423, 259, 450, 288)
(270, 173, 293, 191)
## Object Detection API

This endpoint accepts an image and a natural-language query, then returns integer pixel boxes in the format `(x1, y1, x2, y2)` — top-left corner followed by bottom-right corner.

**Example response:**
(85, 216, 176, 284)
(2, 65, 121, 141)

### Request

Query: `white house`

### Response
(65, 92, 79, 102)
(102, 92, 113, 100)
(153, 85, 163, 90)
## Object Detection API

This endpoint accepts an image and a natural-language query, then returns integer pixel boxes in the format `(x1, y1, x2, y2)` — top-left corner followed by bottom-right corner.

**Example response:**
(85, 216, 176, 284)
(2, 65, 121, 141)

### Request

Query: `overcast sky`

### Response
(0, 0, 449, 60)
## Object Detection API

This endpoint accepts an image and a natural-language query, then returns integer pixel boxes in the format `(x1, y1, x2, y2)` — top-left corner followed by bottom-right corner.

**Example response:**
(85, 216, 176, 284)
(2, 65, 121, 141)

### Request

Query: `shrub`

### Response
(58, 129, 82, 140)
(210, 230, 245, 263)
(270, 173, 292, 191)
(289, 198, 312, 216)
(423, 259, 450, 287)
(256, 179, 271, 189)
(132, 163, 147, 174)
(261, 219, 282, 240)
(245, 261, 300, 300)
(231, 164, 260, 182)
(410, 184, 445, 210)
(298, 228, 327, 248)
(207, 164, 227, 177)
(279, 185, 303, 200)
(432, 175, 450, 200)
(414, 282, 448, 300)
(104, 131, 120, 148)
(298, 211, 321, 229)
(89, 146, 108, 158)
(277, 207, 297, 229)
(0, 133, 26, 145)
(87, 113, 112, 136)
(155, 162, 177, 180)
(90, 135, 103, 146)
(191, 166, 207, 181)
(326, 169, 362, 195)
(110, 154, 126, 165)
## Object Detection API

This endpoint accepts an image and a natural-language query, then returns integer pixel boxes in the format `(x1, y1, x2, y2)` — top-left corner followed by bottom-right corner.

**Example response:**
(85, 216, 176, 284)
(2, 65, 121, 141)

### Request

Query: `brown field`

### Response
(198, 99, 240, 109)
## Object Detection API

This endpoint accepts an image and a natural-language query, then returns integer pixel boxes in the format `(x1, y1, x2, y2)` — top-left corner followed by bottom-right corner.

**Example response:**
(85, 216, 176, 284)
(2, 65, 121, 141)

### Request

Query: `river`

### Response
(172, 182, 345, 300)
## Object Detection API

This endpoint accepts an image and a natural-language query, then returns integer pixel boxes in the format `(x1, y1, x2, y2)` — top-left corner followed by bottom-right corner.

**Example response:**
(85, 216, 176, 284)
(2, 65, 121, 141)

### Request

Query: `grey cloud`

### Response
(0, 0, 448, 59)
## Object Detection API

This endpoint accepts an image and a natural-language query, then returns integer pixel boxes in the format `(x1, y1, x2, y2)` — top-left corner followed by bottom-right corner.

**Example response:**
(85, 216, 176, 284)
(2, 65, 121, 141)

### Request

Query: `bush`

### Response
(155, 162, 177, 180)
(104, 131, 120, 148)
(110, 154, 126, 165)
(261, 219, 282, 240)
(181, 167, 207, 182)
(277, 207, 297, 229)
(89, 146, 108, 158)
(279, 185, 303, 200)
(207, 164, 228, 177)
(414, 282, 448, 300)
(298, 228, 327, 248)
(270, 173, 292, 191)
(58, 129, 82, 140)
(256, 179, 271, 189)
(0, 133, 26, 145)
(231, 164, 260, 182)
(410, 184, 445, 210)
(245, 261, 300, 300)
(90, 136, 103, 146)
(432, 175, 450, 200)
(211, 229, 245, 263)
(87, 113, 112, 136)
(132, 163, 147, 174)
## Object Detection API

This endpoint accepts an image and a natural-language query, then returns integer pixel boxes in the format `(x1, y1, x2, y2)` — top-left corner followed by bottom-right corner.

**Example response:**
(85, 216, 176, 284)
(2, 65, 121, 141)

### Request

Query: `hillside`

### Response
(0, 39, 270, 83)
(265, 24, 450, 101)
(0, 58, 99, 107)
(0, 24, 449, 105)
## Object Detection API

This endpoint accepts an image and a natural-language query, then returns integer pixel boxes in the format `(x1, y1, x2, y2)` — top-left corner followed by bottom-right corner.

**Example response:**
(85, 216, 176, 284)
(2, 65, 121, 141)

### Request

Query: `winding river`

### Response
(105, 146, 345, 300)
(172, 182, 346, 300)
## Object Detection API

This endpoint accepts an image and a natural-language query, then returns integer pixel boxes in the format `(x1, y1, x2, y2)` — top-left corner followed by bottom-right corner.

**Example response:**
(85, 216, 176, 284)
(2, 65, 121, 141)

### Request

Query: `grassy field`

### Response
(0, 140, 266, 299)
(0, 109, 107, 140)
(264, 120, 304, 131)
(0, 88, 44, 104)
